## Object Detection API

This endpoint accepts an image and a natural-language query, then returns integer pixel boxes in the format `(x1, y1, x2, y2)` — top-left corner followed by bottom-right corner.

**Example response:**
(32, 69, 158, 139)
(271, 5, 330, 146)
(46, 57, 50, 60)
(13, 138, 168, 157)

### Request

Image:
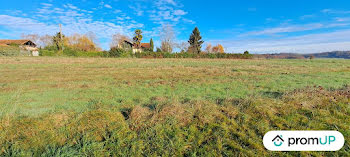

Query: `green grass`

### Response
(0, 57, 349, 156)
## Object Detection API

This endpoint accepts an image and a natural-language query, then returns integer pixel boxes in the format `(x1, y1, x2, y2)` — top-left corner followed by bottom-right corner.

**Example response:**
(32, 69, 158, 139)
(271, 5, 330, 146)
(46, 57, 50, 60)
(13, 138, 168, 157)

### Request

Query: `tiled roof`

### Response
(0, 39, 32, 45)
(140, 43, 151, 49)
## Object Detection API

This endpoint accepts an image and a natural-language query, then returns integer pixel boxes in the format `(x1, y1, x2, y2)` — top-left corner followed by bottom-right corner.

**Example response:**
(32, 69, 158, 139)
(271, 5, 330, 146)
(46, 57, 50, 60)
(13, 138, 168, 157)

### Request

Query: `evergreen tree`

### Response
(53, 32, 65, 51)
(188, 27, 204, 54)
(150, 38, 154, 52)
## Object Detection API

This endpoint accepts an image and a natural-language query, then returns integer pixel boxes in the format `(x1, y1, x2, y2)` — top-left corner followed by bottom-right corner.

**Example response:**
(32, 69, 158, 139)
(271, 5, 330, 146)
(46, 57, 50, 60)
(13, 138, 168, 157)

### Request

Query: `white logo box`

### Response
(263, 131, 345, 151)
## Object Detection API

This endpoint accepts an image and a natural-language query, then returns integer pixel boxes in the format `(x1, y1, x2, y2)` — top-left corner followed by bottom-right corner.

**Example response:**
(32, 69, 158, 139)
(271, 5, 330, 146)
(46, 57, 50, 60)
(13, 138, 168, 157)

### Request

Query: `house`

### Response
(0, 39, 39, 56)
(118, 40, 151, 53)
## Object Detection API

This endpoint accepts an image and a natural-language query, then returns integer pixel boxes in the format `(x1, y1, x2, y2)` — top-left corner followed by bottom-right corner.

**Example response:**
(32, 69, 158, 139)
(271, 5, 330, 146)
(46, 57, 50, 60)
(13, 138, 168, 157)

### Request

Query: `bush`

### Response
(62, 47, 78, 56)
(0, 46, 31, 56)
(39, 47, 106, 57)
(108, 47, 131, 58)
(38, 46, 254, 59)
(39, 49, 56, 56)
(0, 46, 20, 56)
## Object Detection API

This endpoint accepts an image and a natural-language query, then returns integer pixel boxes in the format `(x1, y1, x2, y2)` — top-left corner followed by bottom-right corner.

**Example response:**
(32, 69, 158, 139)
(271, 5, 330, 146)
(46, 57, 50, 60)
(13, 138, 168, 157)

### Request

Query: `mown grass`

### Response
(0, 57, 349, 156)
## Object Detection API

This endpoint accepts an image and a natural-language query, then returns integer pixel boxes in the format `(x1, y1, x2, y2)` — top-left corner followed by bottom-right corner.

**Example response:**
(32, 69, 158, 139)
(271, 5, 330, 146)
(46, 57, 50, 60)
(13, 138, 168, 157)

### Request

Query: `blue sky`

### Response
(1, 0, 350, 53)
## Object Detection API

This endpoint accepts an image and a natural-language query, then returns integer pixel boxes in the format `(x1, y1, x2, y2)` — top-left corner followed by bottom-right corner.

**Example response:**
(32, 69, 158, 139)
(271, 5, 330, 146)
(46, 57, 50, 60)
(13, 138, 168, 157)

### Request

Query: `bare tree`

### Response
(110, 33, 131, 48)
(21, 34, 40, 46)
(176, 42, 189, 53)
(205, 43, 212, 53)
(21, 34, 54, 48)
(160, 24, 175, 52)
(39, 35, 53, 48)
(86, 31, 99, 47)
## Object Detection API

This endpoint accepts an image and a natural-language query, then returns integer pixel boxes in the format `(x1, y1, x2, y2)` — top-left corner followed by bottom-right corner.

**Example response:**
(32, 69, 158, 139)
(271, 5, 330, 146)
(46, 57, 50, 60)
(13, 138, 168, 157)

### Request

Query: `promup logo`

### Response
(263, 131, 345, 151)
(272, 135, 284, 147)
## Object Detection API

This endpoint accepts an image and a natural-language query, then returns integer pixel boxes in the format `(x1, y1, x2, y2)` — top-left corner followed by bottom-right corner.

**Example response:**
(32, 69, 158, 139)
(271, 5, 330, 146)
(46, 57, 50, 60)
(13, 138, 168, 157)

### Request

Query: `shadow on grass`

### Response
(262, 91, 284, 99)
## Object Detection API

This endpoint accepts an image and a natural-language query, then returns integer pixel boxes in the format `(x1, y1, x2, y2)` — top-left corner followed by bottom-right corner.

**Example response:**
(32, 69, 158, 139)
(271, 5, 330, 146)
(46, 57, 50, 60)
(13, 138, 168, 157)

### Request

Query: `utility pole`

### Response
(59, 24, 64, 51)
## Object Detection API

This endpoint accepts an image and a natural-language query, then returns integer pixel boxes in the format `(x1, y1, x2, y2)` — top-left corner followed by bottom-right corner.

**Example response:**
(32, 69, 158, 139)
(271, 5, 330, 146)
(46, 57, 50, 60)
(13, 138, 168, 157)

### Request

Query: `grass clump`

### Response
(0, 46, 30, 56)
(0, 57, 349, 156)
(0, 86, 349, 156)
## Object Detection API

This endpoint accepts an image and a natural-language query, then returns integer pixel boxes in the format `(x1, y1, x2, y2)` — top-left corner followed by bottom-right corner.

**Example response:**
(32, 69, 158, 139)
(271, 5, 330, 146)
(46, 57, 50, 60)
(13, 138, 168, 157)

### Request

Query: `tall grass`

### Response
(0, 46, 30, 56)
(0, 57, 349, 156)
(0, 86, 349, 156)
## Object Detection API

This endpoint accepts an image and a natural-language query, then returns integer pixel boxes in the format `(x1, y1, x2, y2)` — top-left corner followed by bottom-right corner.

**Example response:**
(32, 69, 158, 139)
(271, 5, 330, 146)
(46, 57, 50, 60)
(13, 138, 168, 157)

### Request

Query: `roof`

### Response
(123, 40, 133, 45)
(0, 39, 33, 45)
(140, 43, 151, 49)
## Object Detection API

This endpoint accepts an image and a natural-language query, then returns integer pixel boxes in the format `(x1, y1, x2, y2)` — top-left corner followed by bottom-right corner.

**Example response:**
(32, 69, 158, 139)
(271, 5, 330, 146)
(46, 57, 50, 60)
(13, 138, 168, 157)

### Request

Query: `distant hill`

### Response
(307, 51, 350, 59)
(256, 51, 350, 59)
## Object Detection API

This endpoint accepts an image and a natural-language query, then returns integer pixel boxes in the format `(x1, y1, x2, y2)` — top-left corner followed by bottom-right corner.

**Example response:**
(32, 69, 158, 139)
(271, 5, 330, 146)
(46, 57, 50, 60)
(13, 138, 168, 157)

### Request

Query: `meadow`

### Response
(0, 57, 349, 156)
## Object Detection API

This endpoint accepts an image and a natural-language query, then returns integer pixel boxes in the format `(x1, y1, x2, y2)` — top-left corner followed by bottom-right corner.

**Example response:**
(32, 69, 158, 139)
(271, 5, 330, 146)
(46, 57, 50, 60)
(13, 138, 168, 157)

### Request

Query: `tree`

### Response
(188, 27, 204, 54)
(205, 43, 212, 53)
(110, 33, 131, 49)
(160, 24, 175, 53)
(150, 38, 154, 52)
(156, 47, 162, 52)
(244, 51, 250, 55)
(40, 35, 54, 48)
(85, 31, 99, 48)
(21, 34, 40, 47)
(53, 32, 65, 50)
(176, 42, 190, 53)
(64, 33, 98, 51)
(217, 44, 224, 53)
(133, 29, 143, 48)
(161, 41, 172, 53)
(212, 44, 224, 53)
(21, 34, 53, 48)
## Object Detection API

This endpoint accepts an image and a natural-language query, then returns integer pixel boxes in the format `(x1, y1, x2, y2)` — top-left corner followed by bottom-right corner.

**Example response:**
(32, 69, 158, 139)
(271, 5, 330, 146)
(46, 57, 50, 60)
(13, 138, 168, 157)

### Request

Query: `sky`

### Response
(1, 0, 350, 54)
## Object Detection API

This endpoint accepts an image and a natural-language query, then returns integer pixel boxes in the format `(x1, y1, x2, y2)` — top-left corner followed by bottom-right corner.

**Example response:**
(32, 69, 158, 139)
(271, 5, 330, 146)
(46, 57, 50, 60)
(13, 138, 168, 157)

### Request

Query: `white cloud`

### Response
(241, 22, 350, 36)
(104, 4, 112, 9)
(41, 3, 53, 7)
(183, 18, 195, 24)
(149, 0, 192, 25)
(242, 23, 324, 36)
(300, 14, 315, 20)
(0, 3, 145, 50)
(114, 9, 122, 14)
(0, 15, 57, 33)
(64, 3, 79, 10)
(322, 9, 350, 14)
(335, 17, 350, 22)
(173, 10, 187, 16)
(156, 0, 177, 6)
(129, 4, 144, 16)
(211, 29, 350, 54)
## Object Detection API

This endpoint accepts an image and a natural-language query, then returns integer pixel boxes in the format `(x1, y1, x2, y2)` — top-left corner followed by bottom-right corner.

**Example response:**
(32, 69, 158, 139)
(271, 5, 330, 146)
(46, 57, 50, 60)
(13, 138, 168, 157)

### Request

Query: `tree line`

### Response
(20, 25, 252, 59)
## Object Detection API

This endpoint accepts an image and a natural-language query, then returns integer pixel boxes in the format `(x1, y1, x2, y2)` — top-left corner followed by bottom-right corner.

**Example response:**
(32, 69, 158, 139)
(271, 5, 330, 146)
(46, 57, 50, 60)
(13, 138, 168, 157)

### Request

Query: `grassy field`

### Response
(0, 57, 349, 156)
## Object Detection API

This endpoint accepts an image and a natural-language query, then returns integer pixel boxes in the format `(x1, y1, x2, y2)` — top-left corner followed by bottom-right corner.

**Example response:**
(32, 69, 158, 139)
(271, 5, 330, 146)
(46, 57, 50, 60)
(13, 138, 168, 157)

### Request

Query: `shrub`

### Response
(0, 46, 21, 56)
(62, 47, 78, 56)
(39, 49, 56, 56)
(0, 46, 32, 56)
(109, 47, 130, 58)
(75, 51, 105, 57)
(38, 46, 254, 59)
